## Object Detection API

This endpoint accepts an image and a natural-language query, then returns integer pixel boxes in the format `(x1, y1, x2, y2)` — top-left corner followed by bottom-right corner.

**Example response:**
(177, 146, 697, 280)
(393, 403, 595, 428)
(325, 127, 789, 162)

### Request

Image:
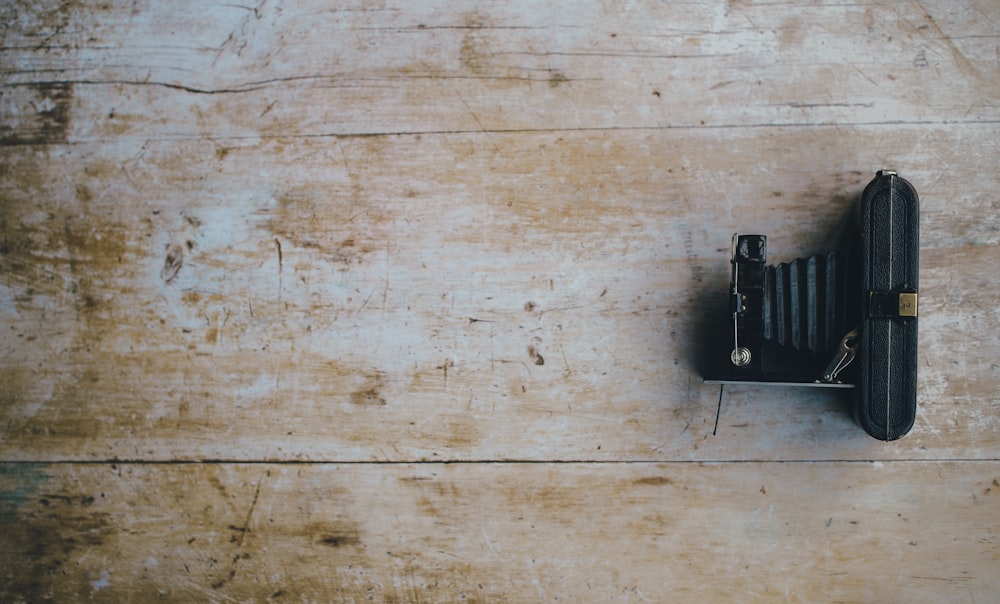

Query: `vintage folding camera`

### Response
(704, 171, 919, 440)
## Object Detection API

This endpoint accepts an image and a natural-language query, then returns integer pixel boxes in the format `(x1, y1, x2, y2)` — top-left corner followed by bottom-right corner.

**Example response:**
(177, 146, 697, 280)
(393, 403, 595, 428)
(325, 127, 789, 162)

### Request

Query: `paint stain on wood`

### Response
(0, 183, 136, 338)
(460, 33, 490, 75)
(350, 372, 387, 406)
(0, 83, 74, 146)
(0, 467, 112, 600)
(297, 521, 364, 550)
(633, 476, 674, 486)
(318, 532, 361, 547)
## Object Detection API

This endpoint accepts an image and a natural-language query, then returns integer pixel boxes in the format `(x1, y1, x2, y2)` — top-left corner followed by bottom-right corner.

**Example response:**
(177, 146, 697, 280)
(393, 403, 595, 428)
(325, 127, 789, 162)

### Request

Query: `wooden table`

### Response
(2, 1, 998, 601)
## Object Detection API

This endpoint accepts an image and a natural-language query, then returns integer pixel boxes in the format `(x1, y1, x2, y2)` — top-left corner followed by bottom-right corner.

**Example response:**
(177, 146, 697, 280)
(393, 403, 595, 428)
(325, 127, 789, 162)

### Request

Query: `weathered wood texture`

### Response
(1, 127, 998, 462)
(1, 0, 997, 141)
(1, 462, 998, 602)
(2, 0, 999, 601)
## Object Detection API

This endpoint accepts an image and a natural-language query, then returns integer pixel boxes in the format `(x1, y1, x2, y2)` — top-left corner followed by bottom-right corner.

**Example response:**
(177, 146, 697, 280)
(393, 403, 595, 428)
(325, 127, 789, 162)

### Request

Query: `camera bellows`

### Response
(763, 252, 847, 357)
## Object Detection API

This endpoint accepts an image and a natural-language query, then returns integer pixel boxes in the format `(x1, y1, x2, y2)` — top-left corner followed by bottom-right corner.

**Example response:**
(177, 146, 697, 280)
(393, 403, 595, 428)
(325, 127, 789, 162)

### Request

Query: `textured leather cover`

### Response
(857, 173, 919, 440)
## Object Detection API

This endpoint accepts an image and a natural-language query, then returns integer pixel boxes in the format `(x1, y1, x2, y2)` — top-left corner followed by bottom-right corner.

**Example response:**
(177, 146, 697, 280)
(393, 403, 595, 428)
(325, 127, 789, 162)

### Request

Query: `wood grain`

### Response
(1, 462, 998, 602)
(1, 0, 998, 144)
(2, 0, 999, 601)
(1, 125, 998, 462)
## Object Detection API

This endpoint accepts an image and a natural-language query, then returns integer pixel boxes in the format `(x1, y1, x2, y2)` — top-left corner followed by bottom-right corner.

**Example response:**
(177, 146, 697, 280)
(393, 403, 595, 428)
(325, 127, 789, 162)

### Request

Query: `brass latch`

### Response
(869, 290, 918, 319)
(898, 292, 918, 317)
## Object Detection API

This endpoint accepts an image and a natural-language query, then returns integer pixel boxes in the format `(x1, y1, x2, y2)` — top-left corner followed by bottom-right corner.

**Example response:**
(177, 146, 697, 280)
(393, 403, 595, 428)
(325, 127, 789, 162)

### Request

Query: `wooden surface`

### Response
(1, 0, 998, 601)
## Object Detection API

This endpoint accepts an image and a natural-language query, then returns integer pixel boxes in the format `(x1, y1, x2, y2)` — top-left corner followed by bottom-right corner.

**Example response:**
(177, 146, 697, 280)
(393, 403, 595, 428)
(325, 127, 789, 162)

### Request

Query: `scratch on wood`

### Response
(260, 99, 278, 117)
(851, 64, 879, 88)
(458, 93, 499, 151)
(274, 238, 283, 307)
(713, 384, 724, 436)
(436, 359, 454, 387)
(214, 473, 264, 589)
(237, 477, 262, 548)
(382, 269, 389, 311)
(357, 286, 377, 314)
(911, 0, 983, 81)
(559, 343, 570, 373)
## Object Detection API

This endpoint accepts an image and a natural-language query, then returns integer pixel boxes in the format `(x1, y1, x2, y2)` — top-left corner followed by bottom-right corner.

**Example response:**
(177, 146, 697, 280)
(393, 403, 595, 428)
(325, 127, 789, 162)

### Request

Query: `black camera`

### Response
(705, 171, 919, 441)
